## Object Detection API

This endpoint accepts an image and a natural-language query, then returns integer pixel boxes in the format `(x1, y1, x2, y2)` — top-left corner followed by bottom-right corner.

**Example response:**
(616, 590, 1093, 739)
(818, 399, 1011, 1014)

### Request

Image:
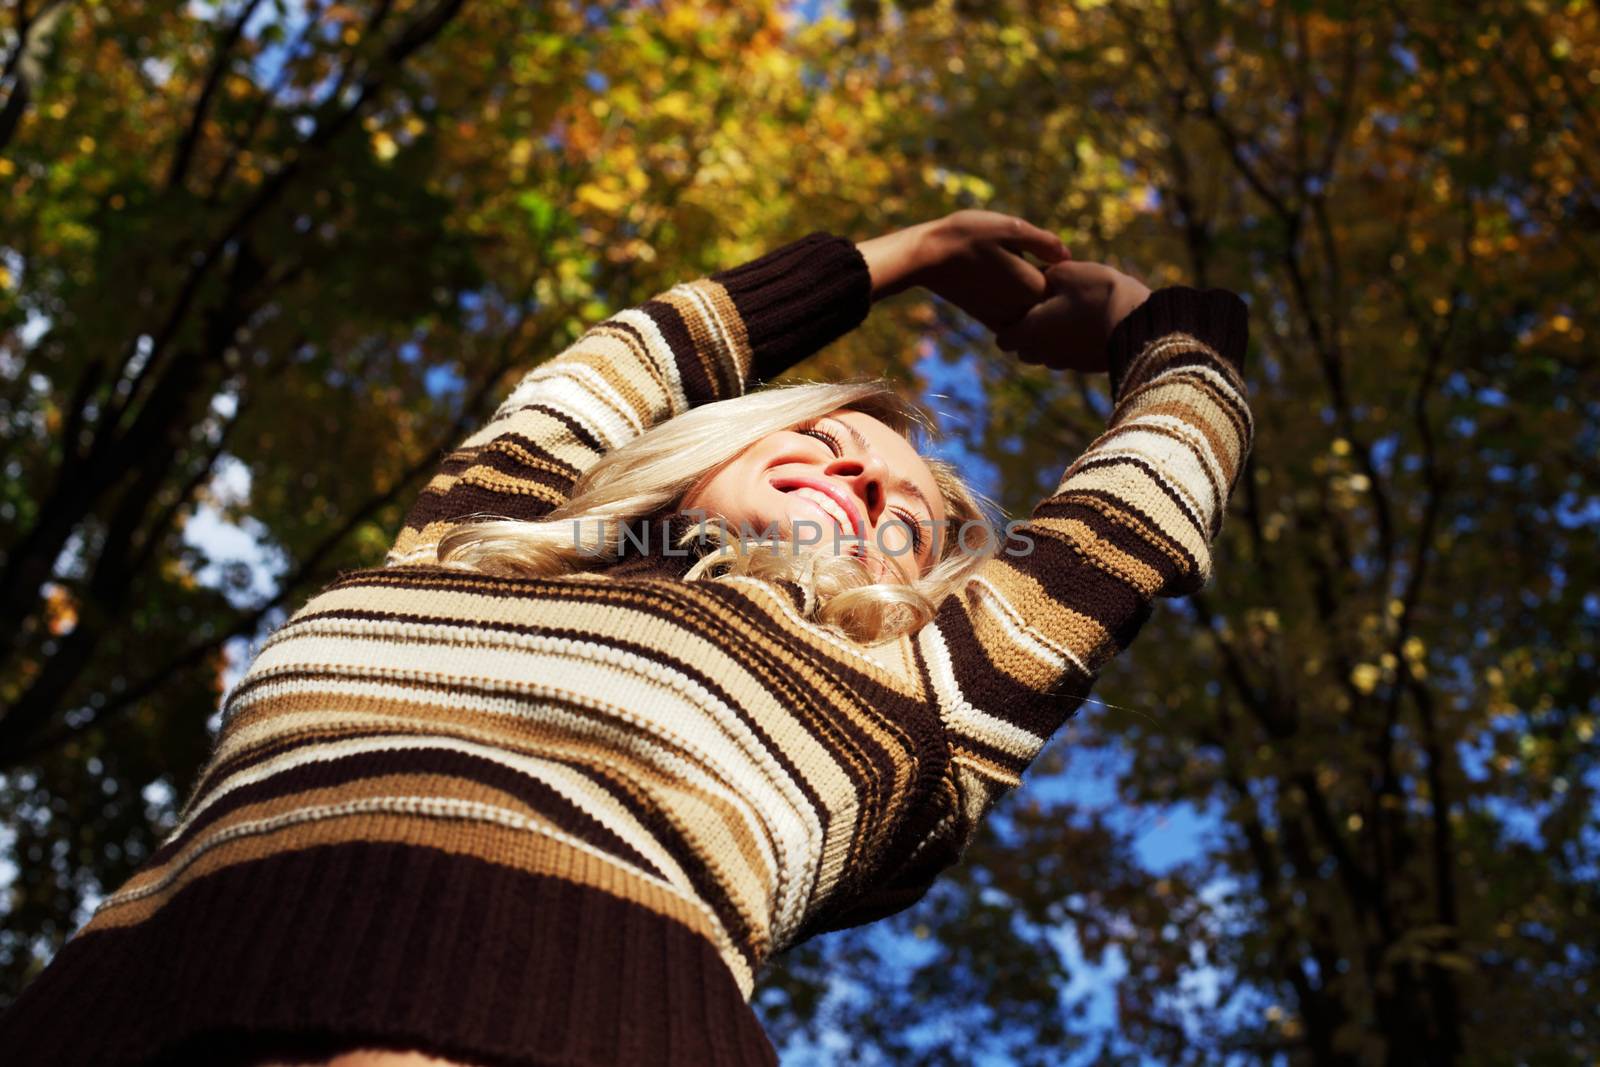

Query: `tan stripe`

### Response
(553, 333, 661, 431)
(702, 280, 755, 383)
(1054, 491, 1193, 577)
(656, 282, 755, 397)
(88, 807, 722, 948)
(1059, 461, 1207, 564)
(1123, 358, 1252, 448)
(965, 563, 1108, 689)
(138, 772, 573, 894)
(477, 435, 584, 482)
(1075, 421, 1210, 533)
(214, 704, 702, 888)
(591, 321, 674, 407)
(498, 725, 776, 936)
(1029, 515, 1166, 598)
(222, 681, 785, 949)
(1130, 380, 1248, 481)
(454, 463, 574, 503)
(258, 577, 927, 887)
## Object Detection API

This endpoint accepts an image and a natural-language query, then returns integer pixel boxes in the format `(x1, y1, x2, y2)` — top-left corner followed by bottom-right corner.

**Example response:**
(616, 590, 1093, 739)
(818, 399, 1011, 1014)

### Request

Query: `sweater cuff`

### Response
(1106, 286, 1250, 402)
(710, 232, 872, 384)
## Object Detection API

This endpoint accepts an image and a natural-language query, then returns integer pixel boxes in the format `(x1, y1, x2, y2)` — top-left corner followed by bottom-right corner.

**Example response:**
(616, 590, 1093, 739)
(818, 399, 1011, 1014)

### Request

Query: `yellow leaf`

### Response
(656, 91, 693, 121)
(575, 183, 627, 214)
(1351, 664, 1380, 693)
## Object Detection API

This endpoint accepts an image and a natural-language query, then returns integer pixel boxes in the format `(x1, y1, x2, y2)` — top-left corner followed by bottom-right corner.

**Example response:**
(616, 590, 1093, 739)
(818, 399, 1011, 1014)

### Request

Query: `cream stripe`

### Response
(1117, 334, 1233, 402)
(191, 697, 788, 896)
(613, 306, 690, 414)
(1135, 375, 1251, 462)
(671, 280, 746, 384)
(244, 618, 827, 847)
(1131, 413, 1230, 499)
(1079, 433, 1211, 531)
(272, 584, 864, 805)
(533, 359, 646, 440)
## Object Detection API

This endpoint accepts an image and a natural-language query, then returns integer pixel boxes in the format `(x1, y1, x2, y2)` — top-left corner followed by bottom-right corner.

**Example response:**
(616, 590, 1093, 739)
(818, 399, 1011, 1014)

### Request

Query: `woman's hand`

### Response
(993, 260, 1152, 373)
(855, 210, 1069, 332)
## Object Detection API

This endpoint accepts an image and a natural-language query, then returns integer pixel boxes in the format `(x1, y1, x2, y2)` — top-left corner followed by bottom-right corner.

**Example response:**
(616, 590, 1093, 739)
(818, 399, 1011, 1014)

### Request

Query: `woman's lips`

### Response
(767, 476, 867, 542)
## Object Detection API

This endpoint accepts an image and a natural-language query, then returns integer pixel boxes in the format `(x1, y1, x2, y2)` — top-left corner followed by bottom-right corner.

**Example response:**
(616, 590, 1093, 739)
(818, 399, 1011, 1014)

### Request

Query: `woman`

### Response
(1, 210, 1252, 1066)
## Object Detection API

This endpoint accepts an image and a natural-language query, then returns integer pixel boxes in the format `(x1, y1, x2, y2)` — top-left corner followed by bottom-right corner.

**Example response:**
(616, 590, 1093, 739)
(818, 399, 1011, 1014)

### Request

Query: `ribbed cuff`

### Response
(1106, 286, 1250, 402)
(710, 232, 872, 383)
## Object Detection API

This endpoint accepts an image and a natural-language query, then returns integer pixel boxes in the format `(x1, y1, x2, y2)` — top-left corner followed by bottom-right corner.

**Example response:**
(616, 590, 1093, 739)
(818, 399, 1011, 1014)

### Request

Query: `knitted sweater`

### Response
(1, 233, 1252, 1067)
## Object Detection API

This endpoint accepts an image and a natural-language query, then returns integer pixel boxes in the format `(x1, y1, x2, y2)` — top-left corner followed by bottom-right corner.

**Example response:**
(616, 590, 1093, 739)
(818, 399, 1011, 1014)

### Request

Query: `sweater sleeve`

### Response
(385, 233, 872, 566)
(810, 287, 1254, 934)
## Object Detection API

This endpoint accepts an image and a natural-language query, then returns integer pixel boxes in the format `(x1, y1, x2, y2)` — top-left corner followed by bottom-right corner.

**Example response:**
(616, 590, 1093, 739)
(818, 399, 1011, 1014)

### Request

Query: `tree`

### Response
(4, 1, 1597, 1063)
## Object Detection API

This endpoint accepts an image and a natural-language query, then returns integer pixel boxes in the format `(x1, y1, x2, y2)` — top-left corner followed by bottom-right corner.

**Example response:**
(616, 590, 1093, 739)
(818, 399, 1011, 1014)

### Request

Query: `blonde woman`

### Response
(1, 210, 1252, 1066)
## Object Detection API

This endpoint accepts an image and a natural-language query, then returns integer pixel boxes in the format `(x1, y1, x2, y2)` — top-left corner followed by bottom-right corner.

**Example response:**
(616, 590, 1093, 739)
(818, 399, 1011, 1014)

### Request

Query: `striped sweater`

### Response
(2, 233, 1252, 1066)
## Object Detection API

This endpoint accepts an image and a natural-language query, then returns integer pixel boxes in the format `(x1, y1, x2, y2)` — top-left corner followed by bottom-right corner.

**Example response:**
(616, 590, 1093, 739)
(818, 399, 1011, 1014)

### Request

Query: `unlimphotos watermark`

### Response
(569, 509, 1036, 559)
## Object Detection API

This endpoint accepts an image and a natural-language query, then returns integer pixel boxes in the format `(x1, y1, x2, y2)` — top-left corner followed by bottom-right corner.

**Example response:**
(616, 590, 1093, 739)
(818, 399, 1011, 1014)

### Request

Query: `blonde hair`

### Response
(435, 379, 999, 645)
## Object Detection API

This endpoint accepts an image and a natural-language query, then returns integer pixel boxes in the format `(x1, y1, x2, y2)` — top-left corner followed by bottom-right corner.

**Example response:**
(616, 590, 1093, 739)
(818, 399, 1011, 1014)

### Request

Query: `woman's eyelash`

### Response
(893, 508, 927, 554)
(795, 425, 844, 456)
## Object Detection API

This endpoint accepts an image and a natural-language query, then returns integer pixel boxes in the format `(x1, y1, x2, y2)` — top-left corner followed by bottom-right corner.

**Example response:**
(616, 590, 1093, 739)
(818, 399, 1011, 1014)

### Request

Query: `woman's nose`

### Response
(824, 453, 887, 524)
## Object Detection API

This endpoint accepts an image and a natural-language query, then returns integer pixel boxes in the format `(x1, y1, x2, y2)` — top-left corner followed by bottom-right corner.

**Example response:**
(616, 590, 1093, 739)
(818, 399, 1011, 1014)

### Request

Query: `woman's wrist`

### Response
(1108, 275, 1153, 333)
(854, 223, 932, 303)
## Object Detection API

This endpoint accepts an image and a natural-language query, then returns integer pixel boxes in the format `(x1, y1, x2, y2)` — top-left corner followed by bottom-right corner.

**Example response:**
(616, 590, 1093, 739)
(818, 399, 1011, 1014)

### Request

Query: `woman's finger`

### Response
(955, 210, 1066, 262)
(992, 291, 1058, 353)
(957, 246, 1049, 333)
(993, 216, 1070, 264)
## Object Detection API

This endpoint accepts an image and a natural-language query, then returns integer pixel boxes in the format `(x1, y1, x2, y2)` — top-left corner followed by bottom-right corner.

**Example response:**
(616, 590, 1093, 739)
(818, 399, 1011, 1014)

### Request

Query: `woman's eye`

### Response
(893, 509, 927, 554)
(795, 426, 844, 456)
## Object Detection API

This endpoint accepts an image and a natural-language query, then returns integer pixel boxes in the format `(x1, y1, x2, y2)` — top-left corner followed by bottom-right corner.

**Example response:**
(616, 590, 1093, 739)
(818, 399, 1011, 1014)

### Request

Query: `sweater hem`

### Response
(3, 841, 776, 1067)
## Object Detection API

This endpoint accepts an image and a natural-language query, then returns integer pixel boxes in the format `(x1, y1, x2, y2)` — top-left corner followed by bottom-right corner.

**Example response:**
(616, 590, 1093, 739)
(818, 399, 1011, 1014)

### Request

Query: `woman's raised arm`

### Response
(815, 266, 1252, 932)
(386, 234, 873, 566)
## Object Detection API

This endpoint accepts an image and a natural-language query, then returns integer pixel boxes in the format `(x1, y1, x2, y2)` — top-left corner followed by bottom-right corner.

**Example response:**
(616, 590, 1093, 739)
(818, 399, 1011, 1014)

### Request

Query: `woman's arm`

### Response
(386, 213, 1067, 567)
(813, 266, 1252, 933)
(385, 234, 872, 565)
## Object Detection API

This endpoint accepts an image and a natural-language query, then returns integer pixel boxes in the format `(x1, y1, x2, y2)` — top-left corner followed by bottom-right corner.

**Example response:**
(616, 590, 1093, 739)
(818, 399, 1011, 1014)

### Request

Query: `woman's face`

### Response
(680, 408, 947, 584)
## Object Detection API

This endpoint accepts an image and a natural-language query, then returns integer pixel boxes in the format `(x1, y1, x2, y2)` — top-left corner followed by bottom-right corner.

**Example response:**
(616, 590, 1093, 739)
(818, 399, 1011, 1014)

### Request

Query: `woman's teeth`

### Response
(788, 486, 856, 536)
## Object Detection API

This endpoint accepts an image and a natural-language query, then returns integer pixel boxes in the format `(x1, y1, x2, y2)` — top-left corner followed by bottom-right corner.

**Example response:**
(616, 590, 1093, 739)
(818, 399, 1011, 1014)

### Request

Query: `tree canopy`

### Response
(2, 1, 1596, 1063)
